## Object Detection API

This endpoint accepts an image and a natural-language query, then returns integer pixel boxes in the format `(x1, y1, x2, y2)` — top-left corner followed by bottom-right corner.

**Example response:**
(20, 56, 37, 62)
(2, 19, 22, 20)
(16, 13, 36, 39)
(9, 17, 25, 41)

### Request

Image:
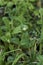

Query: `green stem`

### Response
(34, 43, 36, 54)
(39, 0, 43, 54)
(12, 53, 25, 65)
(3, 49, 21, 56)
(39, 43, 42, 54)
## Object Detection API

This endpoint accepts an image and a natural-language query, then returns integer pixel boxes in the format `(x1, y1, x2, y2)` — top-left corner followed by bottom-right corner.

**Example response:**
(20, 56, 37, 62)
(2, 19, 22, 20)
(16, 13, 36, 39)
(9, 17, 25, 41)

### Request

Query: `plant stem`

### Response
(12, 53, 25, 65)
(39, 0, 43, 54)
(3, 49, 21, 56)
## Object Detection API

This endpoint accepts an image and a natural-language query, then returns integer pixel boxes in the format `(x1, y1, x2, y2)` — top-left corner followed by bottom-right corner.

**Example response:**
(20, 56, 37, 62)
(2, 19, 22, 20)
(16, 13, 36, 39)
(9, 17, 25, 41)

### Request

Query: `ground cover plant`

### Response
(0, 0, 43, 65)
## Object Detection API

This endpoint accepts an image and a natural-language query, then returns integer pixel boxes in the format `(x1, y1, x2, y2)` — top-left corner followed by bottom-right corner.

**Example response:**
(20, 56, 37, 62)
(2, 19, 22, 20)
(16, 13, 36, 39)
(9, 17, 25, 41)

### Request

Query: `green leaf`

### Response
(20, 32, 29, 47)
(1, 32, 11, 43)
(12, 53, 25, 65)
(7, 2, 13, 7)
(12, 25, 22, 34)
(11, 37, 19, 44)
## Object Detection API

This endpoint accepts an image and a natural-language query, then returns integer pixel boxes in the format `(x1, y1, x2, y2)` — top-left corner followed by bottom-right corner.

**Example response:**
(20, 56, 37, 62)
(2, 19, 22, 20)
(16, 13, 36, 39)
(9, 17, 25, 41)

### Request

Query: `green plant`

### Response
(0, 0, 43, 65)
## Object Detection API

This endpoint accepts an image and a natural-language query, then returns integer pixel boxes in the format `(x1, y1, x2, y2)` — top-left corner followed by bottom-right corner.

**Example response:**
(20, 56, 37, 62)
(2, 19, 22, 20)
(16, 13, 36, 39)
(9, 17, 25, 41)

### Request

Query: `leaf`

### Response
(20, 32, 30, 47)
(9, 44, 14, 51)
(11, 37, 19, 44)
(7, 2, 13, 7)
(30, 0, 36, 2)
(12, 25, 22, 34)
(12, 53, 25, 65)
(2, 17, 10, 26)
(7, 56, 14, 63)
(37, 55, 43, 65)
(1, 32, 11, 43)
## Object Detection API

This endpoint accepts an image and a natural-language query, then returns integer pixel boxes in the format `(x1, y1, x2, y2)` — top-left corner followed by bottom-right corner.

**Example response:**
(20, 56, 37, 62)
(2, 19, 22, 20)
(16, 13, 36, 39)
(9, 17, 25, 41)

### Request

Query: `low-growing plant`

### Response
(0, 0, 43, 65)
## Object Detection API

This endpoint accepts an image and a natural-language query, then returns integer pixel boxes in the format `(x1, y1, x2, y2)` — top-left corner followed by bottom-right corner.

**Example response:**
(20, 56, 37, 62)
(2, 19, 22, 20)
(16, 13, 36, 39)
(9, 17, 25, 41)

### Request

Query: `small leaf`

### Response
(12, 25, 22, 34)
